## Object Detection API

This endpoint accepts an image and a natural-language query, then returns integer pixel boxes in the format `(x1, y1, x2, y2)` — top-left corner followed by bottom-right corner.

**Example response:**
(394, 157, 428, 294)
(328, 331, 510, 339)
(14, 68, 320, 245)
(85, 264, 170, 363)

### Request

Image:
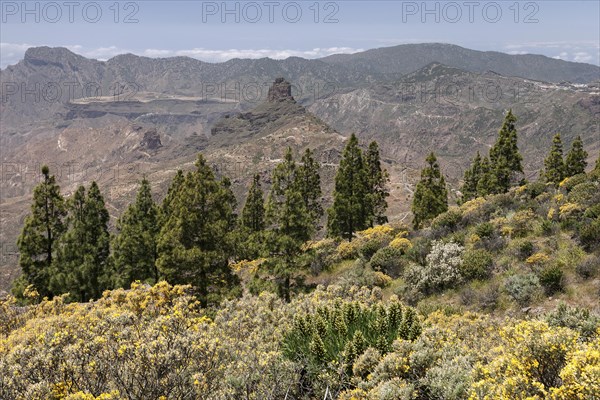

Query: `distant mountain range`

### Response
(0, 43, 599, 291)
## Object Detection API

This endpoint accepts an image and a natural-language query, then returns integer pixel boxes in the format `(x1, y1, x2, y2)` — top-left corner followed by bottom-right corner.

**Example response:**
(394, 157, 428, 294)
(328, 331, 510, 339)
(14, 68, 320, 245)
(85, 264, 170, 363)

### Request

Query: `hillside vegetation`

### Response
(2, 110, 600, 399)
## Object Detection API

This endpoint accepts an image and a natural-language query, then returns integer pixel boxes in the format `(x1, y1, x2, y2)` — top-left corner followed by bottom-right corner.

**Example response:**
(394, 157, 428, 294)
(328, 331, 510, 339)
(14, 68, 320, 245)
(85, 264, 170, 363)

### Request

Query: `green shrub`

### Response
(546, 302, 600, 341)
(511, 239, 535, 261)
(369, 247, 405, 278)
(478, 283, 500, 311)
(524, 181, 547, 199)
(583, 202, 600, 219)
(510, 209, 536, 237)
(405, 237, 431, 266)
(461, 249, 493, 281)
(575, 255, 599, 280)
(504, 273, 541, 305)
(538, 264, 564, 295)
(305, 239, 340, 275)
(474, 222, 495, 238)
(568, 181, 598, 206)
(578, 217, 600, 251)
(431, 208, 463, 232)
(360, 238, 384, 259)
(539, 219, 557, 236)
(561, 173, 588, 192)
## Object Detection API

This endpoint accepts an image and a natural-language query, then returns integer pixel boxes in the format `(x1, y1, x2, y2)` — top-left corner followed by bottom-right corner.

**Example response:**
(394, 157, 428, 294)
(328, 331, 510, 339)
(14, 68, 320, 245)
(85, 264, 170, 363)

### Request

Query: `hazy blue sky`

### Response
(1, 1, 599, 68)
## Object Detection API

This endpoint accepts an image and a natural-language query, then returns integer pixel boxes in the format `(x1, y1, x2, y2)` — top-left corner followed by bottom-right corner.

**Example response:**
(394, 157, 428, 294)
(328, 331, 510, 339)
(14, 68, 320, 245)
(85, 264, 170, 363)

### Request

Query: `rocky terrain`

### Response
(1, 44, 599, 291)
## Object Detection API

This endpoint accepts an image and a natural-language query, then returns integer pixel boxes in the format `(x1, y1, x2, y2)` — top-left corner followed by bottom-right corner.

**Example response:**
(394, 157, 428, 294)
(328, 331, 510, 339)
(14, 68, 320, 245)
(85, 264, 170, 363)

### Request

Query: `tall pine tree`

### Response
(365, 141, 390, 226)
(241, 174, 265, 232)
(265, 148, 313, 243)
(411, 153, 448, 229)
(156, 154, 238, 307)
(543, 133, 566, 187)
(111, 178, 160, 287)
(265, 148, 313, 301)
(565, 136, 588, 177)
(52, 182, 111, 302)
(15, 166, 66, 298)
(489, 110, 523, 193)
(327, 134, 370, 241)
(296, 148, 323, 228)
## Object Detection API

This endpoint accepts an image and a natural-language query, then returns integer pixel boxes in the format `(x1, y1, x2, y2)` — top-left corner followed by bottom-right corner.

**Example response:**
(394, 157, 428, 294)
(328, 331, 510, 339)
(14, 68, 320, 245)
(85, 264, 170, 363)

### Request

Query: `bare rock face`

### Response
(267, 78, 294, 102)
(139, 128, 162, 150)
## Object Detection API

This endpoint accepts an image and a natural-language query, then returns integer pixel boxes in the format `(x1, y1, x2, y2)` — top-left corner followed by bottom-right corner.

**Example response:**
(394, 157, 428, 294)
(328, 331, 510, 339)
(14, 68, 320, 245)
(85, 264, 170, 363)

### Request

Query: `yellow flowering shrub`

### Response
(468, 234, 481, 246)
(1, 282, 598, 400)
(559, 202, 582, 220)
(337, 239, 363, 259)
(526, 252, 551, 266)
(460, 197, 487, 216)
(470, 320, 579, 399)
(548, 337, 600, 399)
(389, 237, 412, 252)
(358, 225, 395, 238)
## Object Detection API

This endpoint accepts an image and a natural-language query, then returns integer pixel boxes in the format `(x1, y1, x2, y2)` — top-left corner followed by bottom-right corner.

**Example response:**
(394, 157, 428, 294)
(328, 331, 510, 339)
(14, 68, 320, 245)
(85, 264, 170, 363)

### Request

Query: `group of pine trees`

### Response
(328, 136, 390, 240)
(542, 134, 588, 187)
(460, 110, 524, 203)
(14, 109, 598, 304)
(412, 109, 596, 229)
(15, 141, 389, 304)
(16, 167, 111, 302)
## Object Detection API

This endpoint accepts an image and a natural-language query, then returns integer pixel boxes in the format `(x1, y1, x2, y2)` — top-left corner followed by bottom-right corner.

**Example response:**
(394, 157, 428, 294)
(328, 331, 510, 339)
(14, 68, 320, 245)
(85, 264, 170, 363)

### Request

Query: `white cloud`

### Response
(505, 41, 600, 50)
(0, 42, 33, 67)
(573, 52, 593, 63)
(553, 51, 569, 60)
(171, 47, 363, 62)
(504, 41, 599, 65)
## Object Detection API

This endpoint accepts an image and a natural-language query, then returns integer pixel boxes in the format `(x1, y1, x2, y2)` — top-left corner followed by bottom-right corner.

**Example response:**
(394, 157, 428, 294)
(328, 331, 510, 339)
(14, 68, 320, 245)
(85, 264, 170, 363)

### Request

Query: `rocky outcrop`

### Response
(139, 128, 162, 150)
(267, 78, 294, 102)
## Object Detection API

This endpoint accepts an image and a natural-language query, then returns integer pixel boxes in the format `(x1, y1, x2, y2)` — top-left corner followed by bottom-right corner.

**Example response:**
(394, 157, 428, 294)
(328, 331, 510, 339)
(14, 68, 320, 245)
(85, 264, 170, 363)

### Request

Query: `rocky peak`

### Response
(23, 46, 87, 67)
(267, 78, 294, 103)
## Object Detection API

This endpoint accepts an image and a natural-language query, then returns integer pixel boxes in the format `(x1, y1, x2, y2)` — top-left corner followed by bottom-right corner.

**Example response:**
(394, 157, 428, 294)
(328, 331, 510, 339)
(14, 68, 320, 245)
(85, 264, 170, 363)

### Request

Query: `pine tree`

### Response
(16, 166, 66, 298)
(589, 149, 600, 181)
(52, 182, 111, 302)
(365, 141, 390, 226)
(477, 156, 494, 197)
(461, 152, 482, 203)
(266, 148, 313, 243)
(327, 134, 370, 241)
(565, 136, 588, 177)
(297, 148, 323, 228)
(489, 110, 523, 193)
(265, 148, 313, 301)
(156, 154, 238, 307)
(411, 153, 448, 229)
(543, 133, 566, 187)
(112, 178, 160, 287)
(160, 169, 184, 225)
(241, 174, 265, 232)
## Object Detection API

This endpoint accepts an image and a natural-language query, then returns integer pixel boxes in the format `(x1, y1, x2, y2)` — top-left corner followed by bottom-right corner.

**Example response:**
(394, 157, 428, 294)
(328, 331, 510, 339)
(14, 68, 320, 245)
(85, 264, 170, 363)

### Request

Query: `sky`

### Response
(1, 1, 599, 68)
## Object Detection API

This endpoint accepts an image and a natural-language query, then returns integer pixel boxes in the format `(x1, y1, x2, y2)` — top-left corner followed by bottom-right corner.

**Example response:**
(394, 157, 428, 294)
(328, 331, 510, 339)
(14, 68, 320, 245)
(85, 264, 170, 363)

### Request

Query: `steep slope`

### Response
(310, 63, 600, 183)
